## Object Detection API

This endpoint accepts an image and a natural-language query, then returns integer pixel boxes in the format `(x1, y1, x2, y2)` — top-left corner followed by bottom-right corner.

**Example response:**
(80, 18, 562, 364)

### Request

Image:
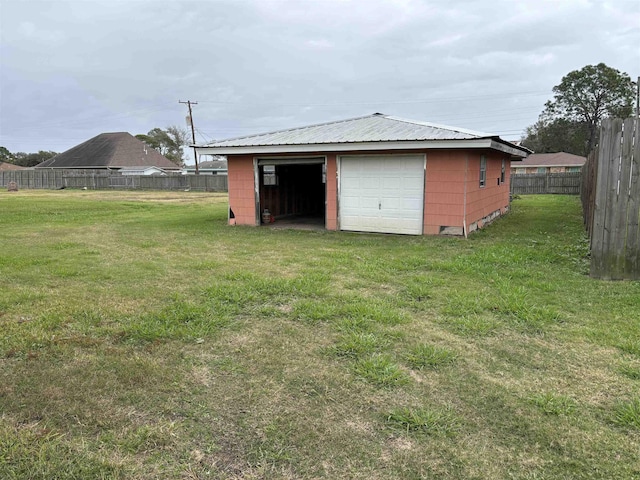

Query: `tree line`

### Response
(521, 63, 636, 157)
(0, 148, 58, 167)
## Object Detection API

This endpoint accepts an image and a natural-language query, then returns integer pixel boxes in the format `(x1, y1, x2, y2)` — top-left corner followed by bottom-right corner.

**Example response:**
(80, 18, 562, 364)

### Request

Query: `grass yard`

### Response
(0, 190, 639, 479)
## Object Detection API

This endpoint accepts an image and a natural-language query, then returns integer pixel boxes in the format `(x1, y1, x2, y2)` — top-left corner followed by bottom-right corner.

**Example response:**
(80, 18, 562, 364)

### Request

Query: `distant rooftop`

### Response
(517, 152, 586, 167)
(188, 160, 228, 170)
(0, 161, 27, 171)
(36, 132, 181, 169)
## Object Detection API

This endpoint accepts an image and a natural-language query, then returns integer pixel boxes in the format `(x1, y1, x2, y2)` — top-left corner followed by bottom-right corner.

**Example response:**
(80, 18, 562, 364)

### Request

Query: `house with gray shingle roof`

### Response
(196, 113, 529, 236)
(182, 158, 228, 175)
(35, 132, 181, 171)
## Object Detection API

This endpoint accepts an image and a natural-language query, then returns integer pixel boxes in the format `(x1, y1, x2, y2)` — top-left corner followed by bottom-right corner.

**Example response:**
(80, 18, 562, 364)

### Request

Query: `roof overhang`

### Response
(513, 164, 583, 168)
(195, 138, 530, 158)
(34, 165, 114, 169)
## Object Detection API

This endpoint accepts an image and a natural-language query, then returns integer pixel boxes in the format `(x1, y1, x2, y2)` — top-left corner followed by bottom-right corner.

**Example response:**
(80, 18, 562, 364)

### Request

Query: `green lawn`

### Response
(0, 190, 638, 479)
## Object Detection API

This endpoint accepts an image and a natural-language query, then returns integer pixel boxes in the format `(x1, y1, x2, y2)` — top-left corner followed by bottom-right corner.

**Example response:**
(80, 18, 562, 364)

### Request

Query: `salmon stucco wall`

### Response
(423, 151, 467, 235)
(465, 152, 510, 232)
(227, 155, 257, 226)
(326, 154, 338, 230)
(227, 149, 512, 235)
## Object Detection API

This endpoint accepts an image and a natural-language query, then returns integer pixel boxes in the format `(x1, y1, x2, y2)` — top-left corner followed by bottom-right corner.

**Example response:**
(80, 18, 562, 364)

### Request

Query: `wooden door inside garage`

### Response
(339, 154, 425, 235)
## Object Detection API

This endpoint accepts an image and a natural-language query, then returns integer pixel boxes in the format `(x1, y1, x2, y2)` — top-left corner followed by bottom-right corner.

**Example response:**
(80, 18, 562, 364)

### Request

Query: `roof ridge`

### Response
(382, 115, 495, 138)
(200, 113, 383, 146)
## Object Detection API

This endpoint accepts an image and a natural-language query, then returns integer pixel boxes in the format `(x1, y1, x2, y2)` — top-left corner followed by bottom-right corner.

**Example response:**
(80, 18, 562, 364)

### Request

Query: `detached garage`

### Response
(195, 114, 530, 236)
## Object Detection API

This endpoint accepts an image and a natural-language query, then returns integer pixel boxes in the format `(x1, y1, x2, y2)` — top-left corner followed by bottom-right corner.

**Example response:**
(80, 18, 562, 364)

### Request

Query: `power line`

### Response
(179, 100, 199, 174)
(194, 128, 213, 143)
(195, 90, 550, 107)
(3, 88, 549, 136)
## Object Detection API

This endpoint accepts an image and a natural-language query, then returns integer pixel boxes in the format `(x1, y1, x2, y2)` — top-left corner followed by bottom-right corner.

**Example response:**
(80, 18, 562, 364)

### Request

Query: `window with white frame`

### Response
(501, 159, 506, 184)
(479, 155, 487, 187)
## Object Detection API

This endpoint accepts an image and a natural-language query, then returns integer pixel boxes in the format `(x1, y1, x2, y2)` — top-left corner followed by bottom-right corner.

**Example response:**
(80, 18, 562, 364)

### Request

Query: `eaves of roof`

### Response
(513, 164, 583, 168)
(197, 138, 529, 157)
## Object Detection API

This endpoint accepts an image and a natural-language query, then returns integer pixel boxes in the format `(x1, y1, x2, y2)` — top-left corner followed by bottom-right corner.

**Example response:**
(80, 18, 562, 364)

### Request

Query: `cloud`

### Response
(427, 35, 465, 48)
(305, 39, 334, 50)
(0, 0, 638, 152)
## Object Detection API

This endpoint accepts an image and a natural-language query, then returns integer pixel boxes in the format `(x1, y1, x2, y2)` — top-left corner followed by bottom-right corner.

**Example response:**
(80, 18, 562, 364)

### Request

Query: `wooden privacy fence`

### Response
(510, 172, 582, 195)
(581, 151, 598, 235)
(0, 169, 228, 192)
(582, 117, 639, 280)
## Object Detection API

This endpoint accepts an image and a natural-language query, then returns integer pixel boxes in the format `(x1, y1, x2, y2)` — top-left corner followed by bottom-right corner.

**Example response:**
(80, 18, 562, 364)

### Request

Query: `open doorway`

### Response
(258, 158, 326, 229)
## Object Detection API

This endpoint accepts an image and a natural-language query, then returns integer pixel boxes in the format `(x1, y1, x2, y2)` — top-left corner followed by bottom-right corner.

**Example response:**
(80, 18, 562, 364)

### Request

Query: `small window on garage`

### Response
(501, 159, 506, 184)
(479, 155, 487, 188)
(263, 165, 278, 186)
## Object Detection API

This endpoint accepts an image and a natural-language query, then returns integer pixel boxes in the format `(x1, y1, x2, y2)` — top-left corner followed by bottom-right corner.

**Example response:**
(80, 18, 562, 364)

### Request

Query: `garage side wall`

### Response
(227, 155, 257, 226)
(465, 152, 510, 233)
(423, 151, 467, 235)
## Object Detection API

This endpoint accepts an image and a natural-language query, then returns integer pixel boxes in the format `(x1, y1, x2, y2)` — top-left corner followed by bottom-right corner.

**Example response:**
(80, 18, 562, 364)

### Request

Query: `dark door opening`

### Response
(259, 162, 325, 227)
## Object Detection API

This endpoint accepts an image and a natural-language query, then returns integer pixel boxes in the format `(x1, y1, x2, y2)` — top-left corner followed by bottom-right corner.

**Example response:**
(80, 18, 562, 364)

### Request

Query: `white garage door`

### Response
(339, 154, 425, 235)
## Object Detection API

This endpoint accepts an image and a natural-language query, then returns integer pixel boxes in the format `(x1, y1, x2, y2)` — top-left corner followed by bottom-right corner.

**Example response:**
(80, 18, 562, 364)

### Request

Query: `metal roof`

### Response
(201, 113, 496, 148)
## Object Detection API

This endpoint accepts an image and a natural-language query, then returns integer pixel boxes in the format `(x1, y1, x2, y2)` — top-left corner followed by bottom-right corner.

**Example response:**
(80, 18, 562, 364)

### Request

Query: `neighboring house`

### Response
(119, 166, 168, 176)
(182, 158, 228, 175)
(0, 162, 27, 171)
(195, 113, 530, 236)
(511, 152, 586, 175)
(35, 132, 181, 171)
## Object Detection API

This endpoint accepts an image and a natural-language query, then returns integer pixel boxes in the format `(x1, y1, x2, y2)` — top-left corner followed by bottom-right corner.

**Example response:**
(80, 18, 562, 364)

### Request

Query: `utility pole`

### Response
(179, 100, 199, 174)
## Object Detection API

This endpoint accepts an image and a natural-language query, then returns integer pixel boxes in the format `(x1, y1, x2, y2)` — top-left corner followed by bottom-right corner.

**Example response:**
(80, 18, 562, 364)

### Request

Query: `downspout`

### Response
(463, 155, 468, 239)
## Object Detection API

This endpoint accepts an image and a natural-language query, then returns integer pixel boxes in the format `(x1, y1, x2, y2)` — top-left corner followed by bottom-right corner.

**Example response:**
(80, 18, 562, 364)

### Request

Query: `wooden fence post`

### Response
(625, 118, 640, 276)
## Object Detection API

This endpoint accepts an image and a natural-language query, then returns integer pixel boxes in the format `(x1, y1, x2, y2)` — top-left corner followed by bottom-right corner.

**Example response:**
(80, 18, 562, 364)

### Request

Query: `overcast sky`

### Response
(1, 0, 638, 162)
